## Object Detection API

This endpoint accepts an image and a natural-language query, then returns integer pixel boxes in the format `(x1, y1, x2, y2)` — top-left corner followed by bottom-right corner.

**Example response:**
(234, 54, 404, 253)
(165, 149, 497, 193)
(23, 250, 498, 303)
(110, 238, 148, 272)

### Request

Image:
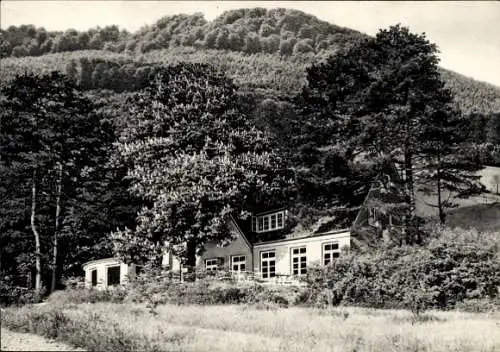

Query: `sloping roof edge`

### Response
(229, 214, 253, 249)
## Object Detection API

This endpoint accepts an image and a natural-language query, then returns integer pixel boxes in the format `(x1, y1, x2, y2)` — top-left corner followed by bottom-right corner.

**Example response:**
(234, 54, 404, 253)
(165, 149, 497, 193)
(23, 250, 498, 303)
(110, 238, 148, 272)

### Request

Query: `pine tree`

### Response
(418, 101, 484, 225)
(297, 25, 480, 243)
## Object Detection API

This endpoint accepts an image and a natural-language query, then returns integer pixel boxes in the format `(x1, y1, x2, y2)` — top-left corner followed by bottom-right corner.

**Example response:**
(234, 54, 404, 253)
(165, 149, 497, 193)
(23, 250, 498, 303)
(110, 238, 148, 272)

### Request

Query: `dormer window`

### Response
(251, 210, 287, 233)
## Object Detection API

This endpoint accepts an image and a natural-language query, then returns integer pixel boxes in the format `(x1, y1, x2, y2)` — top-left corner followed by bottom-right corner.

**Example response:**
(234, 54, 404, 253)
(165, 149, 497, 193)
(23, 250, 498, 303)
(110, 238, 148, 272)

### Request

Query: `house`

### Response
(82, 163, 402, 289)
(82, 214, 352, 289)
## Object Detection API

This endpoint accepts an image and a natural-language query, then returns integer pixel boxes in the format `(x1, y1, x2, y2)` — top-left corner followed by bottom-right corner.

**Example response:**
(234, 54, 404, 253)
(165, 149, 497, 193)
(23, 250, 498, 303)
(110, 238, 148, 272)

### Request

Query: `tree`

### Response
(243, 33, 261, 53)
(261, 34, 280, 54)
(0, 72, 117, 292)
(418, 102, 484, 225)
(228, 32, 244, 51)
(77, 32, 90, 49)
(296, 25, 474, 243)
(113, 63, 290, 268)
(11, 45, 28, 57)
(88, 33, 103, 50)
(279, 39, 293, 57)
(293, 39, 314, 54)
(215, 29, 229, 50)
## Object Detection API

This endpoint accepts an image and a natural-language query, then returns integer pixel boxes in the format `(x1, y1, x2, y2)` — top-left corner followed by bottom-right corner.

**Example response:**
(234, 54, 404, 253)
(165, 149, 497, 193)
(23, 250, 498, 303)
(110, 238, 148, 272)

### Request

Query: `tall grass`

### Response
(2, 302, 499, 352)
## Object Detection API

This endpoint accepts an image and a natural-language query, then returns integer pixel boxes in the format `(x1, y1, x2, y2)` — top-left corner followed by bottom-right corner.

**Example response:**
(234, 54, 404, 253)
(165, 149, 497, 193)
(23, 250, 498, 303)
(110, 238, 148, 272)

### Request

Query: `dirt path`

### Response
(1, 328, 84, 351)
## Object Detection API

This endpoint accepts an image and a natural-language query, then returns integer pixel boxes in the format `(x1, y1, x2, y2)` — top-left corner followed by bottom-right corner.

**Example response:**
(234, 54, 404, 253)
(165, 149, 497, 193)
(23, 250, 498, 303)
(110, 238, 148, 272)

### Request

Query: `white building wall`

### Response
(83, 258, 132, 289)
(253, 231, 350, 277)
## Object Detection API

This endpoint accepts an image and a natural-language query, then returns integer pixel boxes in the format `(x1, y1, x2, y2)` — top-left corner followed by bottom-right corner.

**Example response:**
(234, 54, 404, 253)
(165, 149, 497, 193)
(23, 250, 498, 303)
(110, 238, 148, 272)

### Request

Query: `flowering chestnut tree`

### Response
(113, 63, 290, 267)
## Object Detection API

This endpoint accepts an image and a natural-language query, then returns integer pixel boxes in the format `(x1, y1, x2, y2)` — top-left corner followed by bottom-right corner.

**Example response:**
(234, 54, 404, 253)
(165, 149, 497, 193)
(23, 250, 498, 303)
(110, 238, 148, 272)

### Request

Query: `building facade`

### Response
(82, 162, 401, 289)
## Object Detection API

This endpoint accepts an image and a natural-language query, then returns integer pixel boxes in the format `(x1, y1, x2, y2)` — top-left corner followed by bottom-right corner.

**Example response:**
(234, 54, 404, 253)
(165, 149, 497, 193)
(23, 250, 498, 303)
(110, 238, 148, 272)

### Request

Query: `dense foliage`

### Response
(113, 63, 292, 266)
(0, 9, 363, 59)
(1, 8, 499, 117)
(296, 25, 485, 237)
(0, 24, 128, 58)
(302, 229, 500, 310)
(0, 72, 138, 294)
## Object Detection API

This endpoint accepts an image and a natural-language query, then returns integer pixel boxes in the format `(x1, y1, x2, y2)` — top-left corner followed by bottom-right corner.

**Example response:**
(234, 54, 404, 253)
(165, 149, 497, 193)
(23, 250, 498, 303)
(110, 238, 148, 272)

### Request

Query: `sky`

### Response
(2, 1, 499, 86)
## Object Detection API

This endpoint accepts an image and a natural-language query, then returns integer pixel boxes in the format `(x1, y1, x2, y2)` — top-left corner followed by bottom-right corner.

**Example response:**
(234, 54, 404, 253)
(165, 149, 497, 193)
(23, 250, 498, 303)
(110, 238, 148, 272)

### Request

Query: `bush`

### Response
(455, 298, 499, 313)
(0, 275, 44, 306)
(300, 234, 500, 310)
(47, 286, 127, 305)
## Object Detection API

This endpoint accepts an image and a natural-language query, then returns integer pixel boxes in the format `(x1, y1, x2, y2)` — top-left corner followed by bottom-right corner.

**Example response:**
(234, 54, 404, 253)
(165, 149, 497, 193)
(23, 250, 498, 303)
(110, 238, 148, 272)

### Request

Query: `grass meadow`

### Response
(2, 302, 499, 352)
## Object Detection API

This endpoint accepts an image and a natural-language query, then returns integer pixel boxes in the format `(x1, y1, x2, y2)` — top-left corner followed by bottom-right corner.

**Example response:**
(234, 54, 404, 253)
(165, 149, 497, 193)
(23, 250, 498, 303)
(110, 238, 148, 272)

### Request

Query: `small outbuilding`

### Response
(82, 257, 139, 289)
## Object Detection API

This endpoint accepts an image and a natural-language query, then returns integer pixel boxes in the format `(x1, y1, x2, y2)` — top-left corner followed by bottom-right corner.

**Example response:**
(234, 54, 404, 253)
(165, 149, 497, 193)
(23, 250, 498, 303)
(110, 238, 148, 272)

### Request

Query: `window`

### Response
(135, 265, 143, 278)
(205, 258, 219, 271)
(291, 247, 307, 276)
(271, 214, 277, 229)
(323, 243, 340, 266)
(231, 255, 246, 273)
(91, 269, 97, 286)
(261, 250, 276, 279)
(107, 266, 121, 286)
(252, 210, 287, 233)
(368, 208, 378, 226)
(277, 212, 284, 228)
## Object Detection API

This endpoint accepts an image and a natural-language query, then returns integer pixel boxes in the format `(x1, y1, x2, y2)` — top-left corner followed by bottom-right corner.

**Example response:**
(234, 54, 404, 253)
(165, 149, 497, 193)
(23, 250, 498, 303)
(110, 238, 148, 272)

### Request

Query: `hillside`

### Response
(1, 8, 500, 115)
(0, 8, 363, 58)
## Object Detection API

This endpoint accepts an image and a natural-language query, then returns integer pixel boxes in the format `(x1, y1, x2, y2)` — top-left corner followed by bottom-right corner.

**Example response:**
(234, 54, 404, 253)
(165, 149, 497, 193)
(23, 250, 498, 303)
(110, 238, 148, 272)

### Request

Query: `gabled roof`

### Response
(229, 214, 253, 249)
(351, 159, 404, 228)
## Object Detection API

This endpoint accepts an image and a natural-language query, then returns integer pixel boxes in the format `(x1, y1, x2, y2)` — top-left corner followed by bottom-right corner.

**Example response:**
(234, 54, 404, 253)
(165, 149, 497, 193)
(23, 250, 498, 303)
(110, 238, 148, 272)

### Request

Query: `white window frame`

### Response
(252, 210, 287, 233)
(368, 208, 378, 226)
(231, 255, 246, 274)
(323, 242, 340, 266)
(291, 246, 307, 276)
(205, 258, 218, 271)
(260, 250, 276, 279)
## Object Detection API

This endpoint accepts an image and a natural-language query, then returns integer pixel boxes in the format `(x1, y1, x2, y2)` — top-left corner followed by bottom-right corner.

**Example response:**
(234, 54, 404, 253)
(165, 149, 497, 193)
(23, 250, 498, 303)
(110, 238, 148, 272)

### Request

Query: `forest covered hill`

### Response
(1, 8, 500, 115)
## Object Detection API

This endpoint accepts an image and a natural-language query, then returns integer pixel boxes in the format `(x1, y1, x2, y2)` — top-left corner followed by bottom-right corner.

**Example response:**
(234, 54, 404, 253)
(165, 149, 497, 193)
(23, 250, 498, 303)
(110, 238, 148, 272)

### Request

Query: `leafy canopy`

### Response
(114, 63, 290, 264)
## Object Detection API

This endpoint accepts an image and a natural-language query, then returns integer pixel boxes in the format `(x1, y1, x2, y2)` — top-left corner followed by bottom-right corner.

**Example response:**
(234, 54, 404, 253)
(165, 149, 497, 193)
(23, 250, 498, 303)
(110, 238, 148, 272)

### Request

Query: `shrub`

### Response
(300, 233, 500, 310)
(0, 275, 45, 306)
(47, 287, 127, 305)
(455, 298, 499, 313)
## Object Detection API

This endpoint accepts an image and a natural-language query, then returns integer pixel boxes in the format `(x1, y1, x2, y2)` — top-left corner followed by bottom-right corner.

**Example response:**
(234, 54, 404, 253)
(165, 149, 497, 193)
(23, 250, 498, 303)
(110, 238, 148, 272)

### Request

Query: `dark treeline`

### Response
(0, 74, 140, 294)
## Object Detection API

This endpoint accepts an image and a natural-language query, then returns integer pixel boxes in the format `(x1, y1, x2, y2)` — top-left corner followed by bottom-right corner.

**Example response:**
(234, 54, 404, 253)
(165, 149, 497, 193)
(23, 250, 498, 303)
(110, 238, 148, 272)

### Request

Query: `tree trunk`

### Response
(180, 263, 184, 283)
(404, 149, 417, 244)
(436, 152, 446, 225)
(31, 169, 42, 292)
(186, 239, 197, 268)
(51, 162, 63, 293)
